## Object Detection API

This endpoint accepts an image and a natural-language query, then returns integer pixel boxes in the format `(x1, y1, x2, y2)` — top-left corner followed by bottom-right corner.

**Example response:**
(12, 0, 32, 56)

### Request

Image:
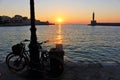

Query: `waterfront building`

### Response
(0, 15, 53, 26)
(0, 16, 11, 23)
(12, 15, 24, 23)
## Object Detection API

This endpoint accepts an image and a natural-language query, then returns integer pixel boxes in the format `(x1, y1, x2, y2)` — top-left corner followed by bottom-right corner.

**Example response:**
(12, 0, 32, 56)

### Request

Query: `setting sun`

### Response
(57, 18, 63, 23)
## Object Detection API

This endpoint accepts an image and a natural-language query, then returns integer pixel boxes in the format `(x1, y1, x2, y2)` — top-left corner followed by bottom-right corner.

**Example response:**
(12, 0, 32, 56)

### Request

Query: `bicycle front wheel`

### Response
(6, 53, 27, 72)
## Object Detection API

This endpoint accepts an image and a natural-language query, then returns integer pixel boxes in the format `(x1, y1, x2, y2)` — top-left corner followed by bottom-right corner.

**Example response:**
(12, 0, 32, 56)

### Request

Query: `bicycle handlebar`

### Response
(39, 40, 49, 44)
(21, 39, 49, 45)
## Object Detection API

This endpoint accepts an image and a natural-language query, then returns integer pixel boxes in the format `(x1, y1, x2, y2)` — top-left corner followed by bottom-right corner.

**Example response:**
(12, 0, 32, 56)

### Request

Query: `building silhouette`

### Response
(0, 15, 54, 26)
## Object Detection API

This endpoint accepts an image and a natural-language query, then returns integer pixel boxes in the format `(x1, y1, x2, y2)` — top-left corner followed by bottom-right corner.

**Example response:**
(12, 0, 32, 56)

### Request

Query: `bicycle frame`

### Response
(6, 39, 50, 73)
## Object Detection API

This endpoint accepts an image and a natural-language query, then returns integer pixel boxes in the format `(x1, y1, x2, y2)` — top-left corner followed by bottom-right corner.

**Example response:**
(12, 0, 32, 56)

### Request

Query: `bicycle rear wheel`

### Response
(6, 53, 27, 72)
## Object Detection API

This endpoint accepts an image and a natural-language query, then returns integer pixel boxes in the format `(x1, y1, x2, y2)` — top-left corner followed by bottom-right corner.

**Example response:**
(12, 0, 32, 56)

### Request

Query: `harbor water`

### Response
(0, 24, 120, 63)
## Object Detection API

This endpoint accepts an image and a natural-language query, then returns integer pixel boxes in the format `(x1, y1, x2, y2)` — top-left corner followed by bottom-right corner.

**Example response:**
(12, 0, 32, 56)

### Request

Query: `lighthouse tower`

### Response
(91, 12, 96, 26)
(93, 12, 95, 21)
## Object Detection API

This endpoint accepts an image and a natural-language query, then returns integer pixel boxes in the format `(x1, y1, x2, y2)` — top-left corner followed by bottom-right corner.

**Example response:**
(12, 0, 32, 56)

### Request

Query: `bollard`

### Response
(49, 44, 64, 76)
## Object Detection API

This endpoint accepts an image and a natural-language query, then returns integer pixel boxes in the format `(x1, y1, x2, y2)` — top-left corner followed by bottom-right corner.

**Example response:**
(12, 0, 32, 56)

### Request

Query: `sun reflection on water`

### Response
(55, 24, 63, 44)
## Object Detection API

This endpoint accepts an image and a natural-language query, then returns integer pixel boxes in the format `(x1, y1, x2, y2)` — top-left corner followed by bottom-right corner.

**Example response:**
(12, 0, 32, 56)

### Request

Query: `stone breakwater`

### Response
(0, 58, 120, 80)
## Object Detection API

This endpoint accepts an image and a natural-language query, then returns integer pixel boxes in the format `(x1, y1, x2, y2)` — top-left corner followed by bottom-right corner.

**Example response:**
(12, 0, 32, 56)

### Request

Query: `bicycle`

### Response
(6, 39, 50, 73)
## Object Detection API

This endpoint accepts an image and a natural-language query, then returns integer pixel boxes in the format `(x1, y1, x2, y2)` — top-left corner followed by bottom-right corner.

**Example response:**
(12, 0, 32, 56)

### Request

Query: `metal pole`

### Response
(30, 0, 37, 43)
(29, 0, 40, 70)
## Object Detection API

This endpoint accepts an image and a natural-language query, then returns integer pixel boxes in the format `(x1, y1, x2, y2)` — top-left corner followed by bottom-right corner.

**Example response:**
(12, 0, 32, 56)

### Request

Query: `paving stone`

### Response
(1, 59, 120, 80)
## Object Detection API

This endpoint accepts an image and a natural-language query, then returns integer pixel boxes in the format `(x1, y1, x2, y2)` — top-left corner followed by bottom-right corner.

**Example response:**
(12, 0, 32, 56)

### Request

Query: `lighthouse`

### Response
(93, 12, 95, 21)
(91, 12, 96, 26)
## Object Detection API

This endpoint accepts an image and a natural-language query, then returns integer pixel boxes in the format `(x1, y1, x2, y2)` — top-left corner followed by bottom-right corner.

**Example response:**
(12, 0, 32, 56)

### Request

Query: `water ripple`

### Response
(0, 25, 120, 63)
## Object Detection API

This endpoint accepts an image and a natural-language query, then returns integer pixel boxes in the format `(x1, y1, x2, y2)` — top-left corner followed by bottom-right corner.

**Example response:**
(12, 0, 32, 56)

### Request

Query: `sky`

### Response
(0, 0, 120, 24)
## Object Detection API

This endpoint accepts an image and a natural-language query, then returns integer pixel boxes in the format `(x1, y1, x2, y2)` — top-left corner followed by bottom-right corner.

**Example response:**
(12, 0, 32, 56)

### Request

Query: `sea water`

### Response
(0, 24, 120, 63)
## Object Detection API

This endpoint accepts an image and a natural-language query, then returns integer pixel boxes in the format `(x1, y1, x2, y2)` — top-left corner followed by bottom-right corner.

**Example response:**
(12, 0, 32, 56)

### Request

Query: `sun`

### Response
(57, 18, 63, 23)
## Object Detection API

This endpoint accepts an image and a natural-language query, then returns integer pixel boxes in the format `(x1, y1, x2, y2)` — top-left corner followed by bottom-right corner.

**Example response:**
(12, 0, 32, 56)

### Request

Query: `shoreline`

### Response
(0, 24, 54, 27)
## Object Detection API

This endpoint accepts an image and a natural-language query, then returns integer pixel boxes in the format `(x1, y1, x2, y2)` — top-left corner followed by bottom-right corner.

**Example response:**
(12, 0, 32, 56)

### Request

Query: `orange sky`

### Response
(0, 0, 120, 24)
